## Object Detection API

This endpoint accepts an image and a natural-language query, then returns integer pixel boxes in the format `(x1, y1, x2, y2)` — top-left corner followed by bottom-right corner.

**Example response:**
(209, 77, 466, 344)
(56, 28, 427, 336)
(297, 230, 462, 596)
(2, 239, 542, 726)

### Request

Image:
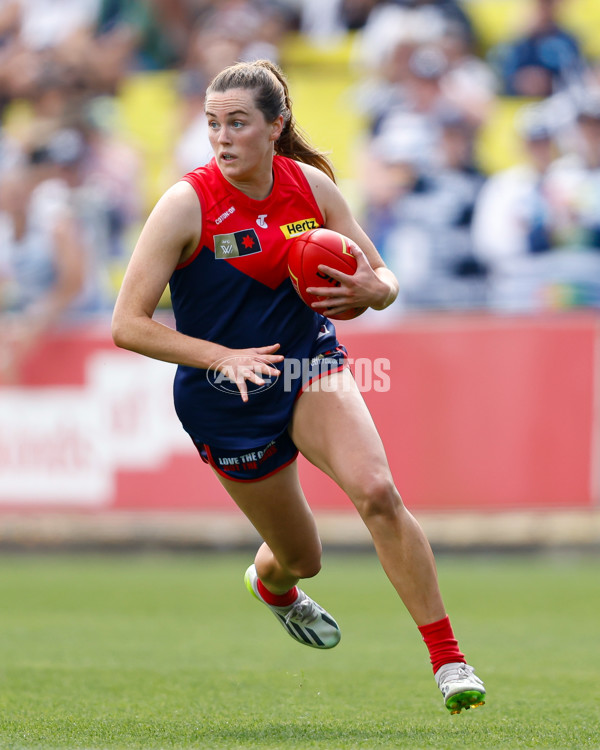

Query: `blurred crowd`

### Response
(350, 0, 600, 315)
(1, 0, 600, 379)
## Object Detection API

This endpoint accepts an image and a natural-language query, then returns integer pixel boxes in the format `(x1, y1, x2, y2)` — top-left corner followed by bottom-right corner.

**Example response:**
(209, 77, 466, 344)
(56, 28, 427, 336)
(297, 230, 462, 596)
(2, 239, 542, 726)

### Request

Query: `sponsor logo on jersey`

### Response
(214, 228, 262, 259)
(280, 217, 319, 239)
(215, 206, 235, 225)
(256, 214, 268, 229)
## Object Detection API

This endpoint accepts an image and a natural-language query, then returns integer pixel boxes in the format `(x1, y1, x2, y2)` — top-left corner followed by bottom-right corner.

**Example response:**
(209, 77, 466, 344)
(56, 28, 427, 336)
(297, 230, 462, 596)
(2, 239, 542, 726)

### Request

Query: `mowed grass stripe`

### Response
(0, 552, 598, 749)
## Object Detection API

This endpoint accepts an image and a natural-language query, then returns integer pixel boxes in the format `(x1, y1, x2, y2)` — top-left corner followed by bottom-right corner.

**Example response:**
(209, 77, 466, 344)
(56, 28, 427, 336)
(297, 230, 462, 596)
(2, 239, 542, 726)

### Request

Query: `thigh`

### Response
(289, 368, 394, 495)
(212, 459, 321, 564)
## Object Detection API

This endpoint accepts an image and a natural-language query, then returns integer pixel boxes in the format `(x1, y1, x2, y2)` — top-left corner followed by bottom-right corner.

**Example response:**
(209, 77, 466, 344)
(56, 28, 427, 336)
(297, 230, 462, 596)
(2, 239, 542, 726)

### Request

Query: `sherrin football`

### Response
(288, 228, 368, 321)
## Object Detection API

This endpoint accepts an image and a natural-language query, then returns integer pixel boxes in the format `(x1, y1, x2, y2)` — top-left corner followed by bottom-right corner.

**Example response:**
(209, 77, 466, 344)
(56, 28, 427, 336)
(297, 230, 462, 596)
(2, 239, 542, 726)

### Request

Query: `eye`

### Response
(232, 120, 244, 128)
(207, 120, 219, 130)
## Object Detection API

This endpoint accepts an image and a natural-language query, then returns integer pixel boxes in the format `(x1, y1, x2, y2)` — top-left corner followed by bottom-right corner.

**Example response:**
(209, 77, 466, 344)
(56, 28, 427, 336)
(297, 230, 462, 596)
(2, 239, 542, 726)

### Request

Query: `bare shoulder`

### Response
(296, 161, 348, 217)
(296, 162, 386, 270)
(296, 161, 337, 195)
(141, 180, 202, 263)
(152, 180, 201, 227)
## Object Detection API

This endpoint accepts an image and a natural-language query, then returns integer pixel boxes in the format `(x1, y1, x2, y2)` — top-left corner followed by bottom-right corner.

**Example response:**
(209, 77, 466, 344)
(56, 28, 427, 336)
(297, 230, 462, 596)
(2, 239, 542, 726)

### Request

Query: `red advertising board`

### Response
(0, 313, 598, 513)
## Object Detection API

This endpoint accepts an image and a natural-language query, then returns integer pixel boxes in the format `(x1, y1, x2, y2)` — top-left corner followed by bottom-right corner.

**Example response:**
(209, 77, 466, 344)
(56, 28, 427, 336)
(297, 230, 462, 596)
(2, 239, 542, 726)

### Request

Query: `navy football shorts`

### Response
(192, 343, 348, 482)
(193, 431, 299, 482)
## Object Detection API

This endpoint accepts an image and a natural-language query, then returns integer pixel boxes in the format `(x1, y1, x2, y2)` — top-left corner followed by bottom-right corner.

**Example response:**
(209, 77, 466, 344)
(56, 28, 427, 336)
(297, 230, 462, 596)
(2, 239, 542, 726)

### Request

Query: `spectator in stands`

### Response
(472, 105, 558, 264)
(93, 0, 188, 88)
(354, 16, 493, 150)
(361, 105, 487, 312)
(352, 0, 472, 67)
(566, 94, 600, 171)
(0, 0, 107, 102)
(490, 0, 587, 97)
(438, 18, 497, 126)
(0, 154, 86, 381)
(0, 0, 18, 40)
(370, 43, 452, 143)
(77, 102, 144, 264)
(173, 68, 215, 176)
(394, 0, 474, 44)
(540, 94, 600, 252)
(13, 0, 99, 54)
(351, 3, 448, 131)
(302, 0, 473, 44)
(0, 0, 199, 105)
(188, 0, 290, 65)
(338, 0, 380, 31)
(472, 102, 600, 311)
(0, 122, 22, 177)
(0, 123, 125, 311)
(364, 39, 490, 173)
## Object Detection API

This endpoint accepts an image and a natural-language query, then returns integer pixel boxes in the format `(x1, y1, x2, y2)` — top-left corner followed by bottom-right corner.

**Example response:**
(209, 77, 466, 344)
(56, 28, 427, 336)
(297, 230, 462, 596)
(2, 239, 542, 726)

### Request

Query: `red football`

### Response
(288, 228, 367, 320)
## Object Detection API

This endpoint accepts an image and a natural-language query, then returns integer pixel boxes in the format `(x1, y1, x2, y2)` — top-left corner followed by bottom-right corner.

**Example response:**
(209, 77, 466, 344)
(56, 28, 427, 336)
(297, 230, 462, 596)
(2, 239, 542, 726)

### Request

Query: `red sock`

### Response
(418, 615, 465, 674)
(257, 578, 298, 607)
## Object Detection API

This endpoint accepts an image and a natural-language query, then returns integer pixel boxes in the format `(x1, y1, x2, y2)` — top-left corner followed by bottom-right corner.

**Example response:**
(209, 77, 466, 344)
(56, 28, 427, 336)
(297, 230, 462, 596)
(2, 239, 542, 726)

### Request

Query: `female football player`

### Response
(112, 59, 485, 714)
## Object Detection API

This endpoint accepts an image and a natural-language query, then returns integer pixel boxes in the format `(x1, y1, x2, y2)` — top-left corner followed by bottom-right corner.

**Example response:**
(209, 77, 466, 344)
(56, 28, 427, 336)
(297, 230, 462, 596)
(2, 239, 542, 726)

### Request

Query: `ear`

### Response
(270, 115, 285, 142)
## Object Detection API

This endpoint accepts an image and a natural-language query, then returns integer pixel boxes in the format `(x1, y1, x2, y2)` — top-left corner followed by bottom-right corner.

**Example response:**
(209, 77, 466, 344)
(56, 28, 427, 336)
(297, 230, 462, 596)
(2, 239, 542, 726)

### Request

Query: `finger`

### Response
(250, 354, 283, 371)
(238, 365, 265, 385)
(348, 243, 367, 261)
(310, 295, 348, 308)
(324, 304, 350, 315)
(253, 363, 281, 378)
(306, 286, 346, 297)
(317, 264, 352, 283)
(256, 343, 281, 354)
(236, 375, 249, 403)
(312, 303, 351, 316)
(247, 363, 282, 385)
(251, 349, 284, 369)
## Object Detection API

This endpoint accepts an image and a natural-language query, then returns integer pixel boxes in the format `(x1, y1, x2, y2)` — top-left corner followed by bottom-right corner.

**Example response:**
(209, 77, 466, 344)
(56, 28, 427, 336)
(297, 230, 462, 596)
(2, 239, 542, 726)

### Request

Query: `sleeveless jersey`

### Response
(170, 155, 338, 448)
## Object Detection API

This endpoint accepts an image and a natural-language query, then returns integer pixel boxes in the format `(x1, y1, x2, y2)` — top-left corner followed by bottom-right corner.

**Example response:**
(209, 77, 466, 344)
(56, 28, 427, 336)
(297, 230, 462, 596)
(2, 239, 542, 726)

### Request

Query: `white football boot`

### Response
(244, 564, 341, 649)
(435, 662, 486, 714)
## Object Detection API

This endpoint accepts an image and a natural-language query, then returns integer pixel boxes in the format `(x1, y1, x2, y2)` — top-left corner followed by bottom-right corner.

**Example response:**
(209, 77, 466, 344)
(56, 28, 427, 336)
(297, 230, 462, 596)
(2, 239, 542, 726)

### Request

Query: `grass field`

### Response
(0, 550, 598, 749)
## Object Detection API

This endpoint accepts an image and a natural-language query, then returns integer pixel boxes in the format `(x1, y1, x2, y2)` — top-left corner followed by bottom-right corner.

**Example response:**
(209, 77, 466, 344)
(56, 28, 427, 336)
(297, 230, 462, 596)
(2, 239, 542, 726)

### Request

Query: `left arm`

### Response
(298, 162, 398, 314)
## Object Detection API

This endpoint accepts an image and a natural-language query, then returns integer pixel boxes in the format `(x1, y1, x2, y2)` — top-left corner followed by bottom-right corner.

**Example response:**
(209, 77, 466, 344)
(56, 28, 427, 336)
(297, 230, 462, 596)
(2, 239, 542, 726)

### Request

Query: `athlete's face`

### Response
(205, 88, 284, 189)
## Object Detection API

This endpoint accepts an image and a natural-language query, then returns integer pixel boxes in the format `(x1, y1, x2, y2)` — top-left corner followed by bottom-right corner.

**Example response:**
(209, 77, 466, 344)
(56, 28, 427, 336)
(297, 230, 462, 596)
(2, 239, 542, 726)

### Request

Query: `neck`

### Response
(229, 174, 274, 200)
(219, 153, 276, 200)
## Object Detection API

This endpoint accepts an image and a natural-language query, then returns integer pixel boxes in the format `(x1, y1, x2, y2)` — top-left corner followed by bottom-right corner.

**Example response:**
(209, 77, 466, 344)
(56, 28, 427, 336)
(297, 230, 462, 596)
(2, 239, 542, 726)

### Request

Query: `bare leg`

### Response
(212, 461, 322, 594)
(290, 368, 446, 626)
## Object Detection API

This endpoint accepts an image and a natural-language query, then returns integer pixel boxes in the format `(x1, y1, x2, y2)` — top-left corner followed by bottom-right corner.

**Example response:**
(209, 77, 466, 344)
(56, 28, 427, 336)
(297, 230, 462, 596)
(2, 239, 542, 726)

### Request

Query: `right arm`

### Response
(111, 181, 283, 401)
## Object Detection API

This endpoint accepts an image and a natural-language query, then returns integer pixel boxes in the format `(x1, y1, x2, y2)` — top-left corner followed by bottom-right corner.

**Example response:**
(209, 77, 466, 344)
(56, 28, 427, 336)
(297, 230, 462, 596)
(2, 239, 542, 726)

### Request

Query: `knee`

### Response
(286, 555, 322, 581)
(279, 538, 322, 580)
(349, 472, 403, 523)
(258, 538, 322, 583)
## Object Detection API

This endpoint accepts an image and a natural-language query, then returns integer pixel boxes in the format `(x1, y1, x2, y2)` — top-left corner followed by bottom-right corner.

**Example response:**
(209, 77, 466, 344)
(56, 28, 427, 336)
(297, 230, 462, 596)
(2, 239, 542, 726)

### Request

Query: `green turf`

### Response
(0, 550, 598, 749)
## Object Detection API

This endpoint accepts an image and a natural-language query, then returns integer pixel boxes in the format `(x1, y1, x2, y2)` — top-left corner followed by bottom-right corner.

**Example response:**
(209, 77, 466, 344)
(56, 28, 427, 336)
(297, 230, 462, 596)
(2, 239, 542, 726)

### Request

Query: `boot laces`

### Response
(443, 664, 474, 682)
(284, 595, 319, 626)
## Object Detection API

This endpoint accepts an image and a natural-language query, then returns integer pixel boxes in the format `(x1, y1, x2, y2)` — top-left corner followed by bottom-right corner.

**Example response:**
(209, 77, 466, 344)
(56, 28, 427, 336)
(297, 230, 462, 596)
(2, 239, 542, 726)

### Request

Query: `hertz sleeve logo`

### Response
(280, 218, 319, 239)
(214, 229, 262, 259)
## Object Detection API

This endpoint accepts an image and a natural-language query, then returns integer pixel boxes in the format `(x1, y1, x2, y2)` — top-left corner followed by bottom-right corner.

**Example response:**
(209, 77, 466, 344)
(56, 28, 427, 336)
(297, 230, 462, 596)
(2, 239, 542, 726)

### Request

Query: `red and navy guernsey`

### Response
(170, 155, 341, 449)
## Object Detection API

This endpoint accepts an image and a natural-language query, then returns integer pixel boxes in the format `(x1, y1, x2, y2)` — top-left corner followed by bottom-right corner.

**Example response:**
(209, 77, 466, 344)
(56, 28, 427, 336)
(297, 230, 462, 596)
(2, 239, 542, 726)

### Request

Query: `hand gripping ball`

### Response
(288, 228, 367, 320)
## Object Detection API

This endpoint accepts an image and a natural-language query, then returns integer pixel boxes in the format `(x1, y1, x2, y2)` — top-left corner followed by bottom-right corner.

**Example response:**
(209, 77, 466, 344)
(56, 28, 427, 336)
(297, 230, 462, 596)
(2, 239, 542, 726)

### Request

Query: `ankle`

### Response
(418, 615, 466, 674)
(257, 578, 298, 607)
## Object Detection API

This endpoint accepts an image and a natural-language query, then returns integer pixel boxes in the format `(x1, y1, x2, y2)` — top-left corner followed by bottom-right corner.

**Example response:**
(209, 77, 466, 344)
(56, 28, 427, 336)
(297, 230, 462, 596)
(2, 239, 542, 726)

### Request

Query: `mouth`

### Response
(220, 153, 236, 162)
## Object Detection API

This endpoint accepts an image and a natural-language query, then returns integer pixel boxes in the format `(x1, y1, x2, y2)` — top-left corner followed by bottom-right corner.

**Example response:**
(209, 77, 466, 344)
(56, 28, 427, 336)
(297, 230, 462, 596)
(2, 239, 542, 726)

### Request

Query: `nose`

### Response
(217, 126, 231, 144)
